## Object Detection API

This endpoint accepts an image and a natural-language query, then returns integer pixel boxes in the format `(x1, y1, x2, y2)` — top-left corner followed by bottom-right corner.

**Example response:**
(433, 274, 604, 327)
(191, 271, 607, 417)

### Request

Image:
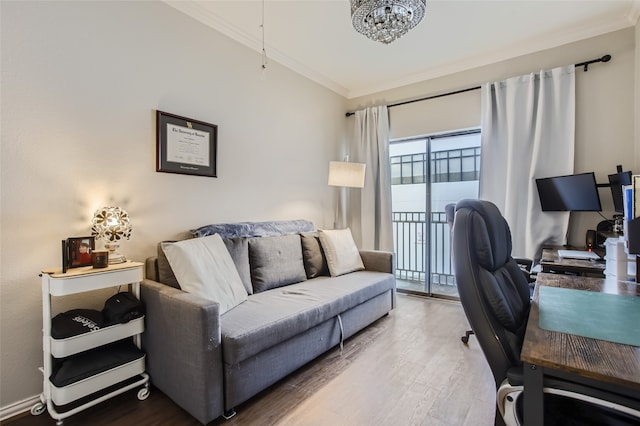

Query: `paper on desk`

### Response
(557, 249, 600, 260)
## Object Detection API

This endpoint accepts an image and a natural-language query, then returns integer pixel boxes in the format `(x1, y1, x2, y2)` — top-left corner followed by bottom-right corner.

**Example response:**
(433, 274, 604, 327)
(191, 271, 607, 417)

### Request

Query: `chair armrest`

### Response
(140, 279, 224, 424)
(507, 366, 524, 386)
(359, 250, 395, 274)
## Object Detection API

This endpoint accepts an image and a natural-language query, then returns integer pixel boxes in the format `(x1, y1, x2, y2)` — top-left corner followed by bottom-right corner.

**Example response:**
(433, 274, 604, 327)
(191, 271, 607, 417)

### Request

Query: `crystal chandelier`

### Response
(350, 0, 426, 45)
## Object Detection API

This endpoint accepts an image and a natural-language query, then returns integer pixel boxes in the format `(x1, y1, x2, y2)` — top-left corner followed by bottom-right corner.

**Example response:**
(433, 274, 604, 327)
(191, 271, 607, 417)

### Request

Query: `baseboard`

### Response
(0, 394, 41, 422)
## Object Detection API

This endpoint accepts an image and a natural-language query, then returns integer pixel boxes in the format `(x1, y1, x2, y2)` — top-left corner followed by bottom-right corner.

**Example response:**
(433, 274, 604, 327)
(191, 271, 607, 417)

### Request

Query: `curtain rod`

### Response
(345, 54, 611, 117)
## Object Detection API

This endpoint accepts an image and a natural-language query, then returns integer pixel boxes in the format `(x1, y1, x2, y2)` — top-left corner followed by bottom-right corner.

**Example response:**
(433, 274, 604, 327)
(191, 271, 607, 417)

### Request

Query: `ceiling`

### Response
(165, 0, 640, 99)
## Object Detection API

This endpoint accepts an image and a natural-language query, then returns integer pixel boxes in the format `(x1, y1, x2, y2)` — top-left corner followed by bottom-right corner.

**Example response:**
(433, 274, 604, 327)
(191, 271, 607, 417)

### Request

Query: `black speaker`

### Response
(586, 229, 596, 250)
(596, 220, 613, 246)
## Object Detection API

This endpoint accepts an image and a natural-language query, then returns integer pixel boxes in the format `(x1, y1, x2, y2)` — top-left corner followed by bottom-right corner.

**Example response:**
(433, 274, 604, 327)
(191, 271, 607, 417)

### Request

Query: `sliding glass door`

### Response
(390, 130, 480, 298)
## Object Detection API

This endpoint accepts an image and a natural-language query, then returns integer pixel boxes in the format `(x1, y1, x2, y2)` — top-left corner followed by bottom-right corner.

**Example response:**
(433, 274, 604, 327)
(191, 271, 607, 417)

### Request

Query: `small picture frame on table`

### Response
(62, 237, 95, 272)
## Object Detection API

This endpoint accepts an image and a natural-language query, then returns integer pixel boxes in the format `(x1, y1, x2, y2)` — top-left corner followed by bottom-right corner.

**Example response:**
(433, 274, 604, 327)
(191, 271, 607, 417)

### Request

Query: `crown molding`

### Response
(628, 0, 640, 24)
(163, 1, 637, 100)
(347, 8, 638, 98)
(162, 1, 349, 97)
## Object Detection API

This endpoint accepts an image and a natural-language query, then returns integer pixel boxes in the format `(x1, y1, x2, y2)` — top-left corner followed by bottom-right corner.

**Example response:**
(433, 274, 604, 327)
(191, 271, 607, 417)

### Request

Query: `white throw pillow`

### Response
(318, 228, 365, 277)
(162, 234, 248, 314)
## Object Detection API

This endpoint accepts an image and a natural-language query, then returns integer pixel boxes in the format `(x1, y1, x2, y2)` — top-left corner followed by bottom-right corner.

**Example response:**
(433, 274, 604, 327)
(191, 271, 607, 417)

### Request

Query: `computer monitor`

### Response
(607, 170, 632, 213)
(535, 172, 602, 212)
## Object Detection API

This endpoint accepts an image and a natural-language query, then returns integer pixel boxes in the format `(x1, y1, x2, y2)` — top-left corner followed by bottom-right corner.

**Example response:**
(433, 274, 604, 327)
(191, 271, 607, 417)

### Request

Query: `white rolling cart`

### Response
(31, 261, 150, 425)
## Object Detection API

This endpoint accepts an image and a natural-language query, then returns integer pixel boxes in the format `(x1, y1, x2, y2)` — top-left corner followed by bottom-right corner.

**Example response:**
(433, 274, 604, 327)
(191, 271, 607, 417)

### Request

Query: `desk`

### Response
(539, 246, 606, 277)
(520, 273, 640, 426)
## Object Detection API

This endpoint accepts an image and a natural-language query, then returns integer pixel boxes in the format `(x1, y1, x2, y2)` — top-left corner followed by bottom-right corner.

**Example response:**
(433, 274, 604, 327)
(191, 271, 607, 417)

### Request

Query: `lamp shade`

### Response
(91, 206, 132, 264)
(328, 161, 366, 188)
(91, 206, 132, 242)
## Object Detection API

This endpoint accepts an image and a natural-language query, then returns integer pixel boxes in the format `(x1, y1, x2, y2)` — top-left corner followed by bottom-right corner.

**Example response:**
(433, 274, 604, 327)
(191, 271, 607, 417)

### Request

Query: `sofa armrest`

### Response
(141, 279, 224, 424)
(145, 256, 159, 281)
(359, 250, 395, 274)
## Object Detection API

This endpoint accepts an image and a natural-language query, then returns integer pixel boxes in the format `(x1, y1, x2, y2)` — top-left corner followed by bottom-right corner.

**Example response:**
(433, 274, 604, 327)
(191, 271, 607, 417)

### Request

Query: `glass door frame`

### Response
(391, 128, 481, 300)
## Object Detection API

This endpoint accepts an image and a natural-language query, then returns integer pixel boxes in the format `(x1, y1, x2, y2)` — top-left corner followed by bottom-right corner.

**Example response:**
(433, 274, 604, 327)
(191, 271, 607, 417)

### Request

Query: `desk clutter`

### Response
(604, 237, 637, 282)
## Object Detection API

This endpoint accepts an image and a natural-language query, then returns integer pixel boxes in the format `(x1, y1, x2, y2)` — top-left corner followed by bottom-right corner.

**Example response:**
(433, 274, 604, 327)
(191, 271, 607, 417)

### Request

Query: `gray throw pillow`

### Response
(223, 237, 253, 295)
(249, 234, 307, 293)
(162, 234, 248, 314)
(300, 232, 329, 278)
(318, 228, 365, 277)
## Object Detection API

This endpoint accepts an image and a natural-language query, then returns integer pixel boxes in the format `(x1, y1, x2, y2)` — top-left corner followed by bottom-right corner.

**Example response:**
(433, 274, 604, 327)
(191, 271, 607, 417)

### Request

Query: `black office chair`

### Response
(451, 199, 640, 426)
(446, 202, 533, 345)
(446, 203, 475, 344)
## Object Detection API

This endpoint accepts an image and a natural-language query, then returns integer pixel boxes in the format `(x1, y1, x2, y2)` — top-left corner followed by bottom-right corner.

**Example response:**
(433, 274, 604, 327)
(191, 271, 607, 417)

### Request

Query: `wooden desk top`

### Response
(521, 273, 640, 391)
(540, 247, 606, 276)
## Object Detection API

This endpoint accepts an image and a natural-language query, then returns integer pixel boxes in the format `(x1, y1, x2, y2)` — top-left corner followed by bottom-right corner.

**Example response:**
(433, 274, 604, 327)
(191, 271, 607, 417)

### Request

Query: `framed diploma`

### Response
(156, 110, 217, 177)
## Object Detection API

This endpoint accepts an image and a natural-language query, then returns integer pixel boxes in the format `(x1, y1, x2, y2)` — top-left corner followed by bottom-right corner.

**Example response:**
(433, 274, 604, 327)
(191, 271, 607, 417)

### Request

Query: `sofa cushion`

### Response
(248, 234, 307, 293)
(162, 234, 248, 314)
(157, 241, 180, 289)
(222, 237, 253, 295)
(220, 271, 395, 365)
(318, 228, 365, 277)
(300, 232, 328, 278)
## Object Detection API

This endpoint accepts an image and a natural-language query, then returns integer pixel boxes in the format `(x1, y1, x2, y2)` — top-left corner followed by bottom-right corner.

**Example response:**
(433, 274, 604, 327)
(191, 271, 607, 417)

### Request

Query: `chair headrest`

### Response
(455, 199, 512, 272)
(444, 203, 456, 227)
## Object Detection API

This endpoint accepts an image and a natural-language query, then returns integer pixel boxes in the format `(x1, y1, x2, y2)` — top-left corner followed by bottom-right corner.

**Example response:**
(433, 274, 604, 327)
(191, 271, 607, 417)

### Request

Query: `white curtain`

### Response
(349, 106, 393, 251)
(480, 65, 576, 260)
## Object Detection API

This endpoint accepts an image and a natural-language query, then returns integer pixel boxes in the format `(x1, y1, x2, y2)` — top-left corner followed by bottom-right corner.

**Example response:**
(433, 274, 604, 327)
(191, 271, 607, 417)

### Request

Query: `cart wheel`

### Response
(30, 402, 46, 416)
(56, 420, 64, 426)
(137, 388, 150, 400)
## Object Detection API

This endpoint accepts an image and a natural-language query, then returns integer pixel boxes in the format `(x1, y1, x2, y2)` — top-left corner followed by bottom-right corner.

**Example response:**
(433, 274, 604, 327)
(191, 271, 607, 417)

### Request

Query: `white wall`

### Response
(0, 1, 347, 409)
(348, 28, 638, 248)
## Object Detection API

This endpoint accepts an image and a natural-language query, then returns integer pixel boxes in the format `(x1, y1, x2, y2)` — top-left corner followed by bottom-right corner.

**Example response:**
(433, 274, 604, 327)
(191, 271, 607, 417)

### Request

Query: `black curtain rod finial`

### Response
(577, 53, 611, 72)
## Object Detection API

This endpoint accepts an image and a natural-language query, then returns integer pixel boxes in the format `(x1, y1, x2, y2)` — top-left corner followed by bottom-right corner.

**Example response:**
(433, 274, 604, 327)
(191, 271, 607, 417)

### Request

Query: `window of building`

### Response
(431, 146, 481, 183)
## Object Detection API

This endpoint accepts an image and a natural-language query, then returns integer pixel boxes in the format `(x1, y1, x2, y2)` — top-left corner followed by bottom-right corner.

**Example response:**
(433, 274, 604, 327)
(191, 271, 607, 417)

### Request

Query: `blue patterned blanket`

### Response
(190, 219, 314, 239)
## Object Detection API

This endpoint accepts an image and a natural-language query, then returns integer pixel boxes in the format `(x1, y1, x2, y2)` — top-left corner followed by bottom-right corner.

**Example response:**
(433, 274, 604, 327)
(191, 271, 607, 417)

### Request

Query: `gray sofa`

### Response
(140, 220, 396, 424)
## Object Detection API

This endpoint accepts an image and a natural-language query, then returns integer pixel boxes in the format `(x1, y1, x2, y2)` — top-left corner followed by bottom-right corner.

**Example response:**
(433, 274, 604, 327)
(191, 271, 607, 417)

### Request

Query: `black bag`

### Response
(50, 339, 144, 387)
(51, 309, 103, 339)
(102, 292, 144, 325)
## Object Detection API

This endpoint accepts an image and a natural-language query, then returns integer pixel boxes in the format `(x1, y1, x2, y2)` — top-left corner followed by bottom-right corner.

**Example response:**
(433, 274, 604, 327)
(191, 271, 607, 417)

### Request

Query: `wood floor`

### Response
(3, 294, 495, 426)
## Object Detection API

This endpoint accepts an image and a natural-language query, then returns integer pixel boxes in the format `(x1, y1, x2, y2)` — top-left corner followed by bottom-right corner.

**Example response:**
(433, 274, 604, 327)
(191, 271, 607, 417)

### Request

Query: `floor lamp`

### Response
(328, 161, 366, 228)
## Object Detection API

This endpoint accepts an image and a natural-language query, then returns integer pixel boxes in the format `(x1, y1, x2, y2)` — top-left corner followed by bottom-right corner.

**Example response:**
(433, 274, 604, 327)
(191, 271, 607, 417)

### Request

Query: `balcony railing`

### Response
(392, 211, 456, 289)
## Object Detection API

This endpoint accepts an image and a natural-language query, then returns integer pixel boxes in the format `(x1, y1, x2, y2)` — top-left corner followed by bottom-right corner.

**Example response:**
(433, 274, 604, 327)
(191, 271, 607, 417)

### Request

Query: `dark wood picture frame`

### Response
(156, 110, 218, 178)
(65, 236, 95, 270)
